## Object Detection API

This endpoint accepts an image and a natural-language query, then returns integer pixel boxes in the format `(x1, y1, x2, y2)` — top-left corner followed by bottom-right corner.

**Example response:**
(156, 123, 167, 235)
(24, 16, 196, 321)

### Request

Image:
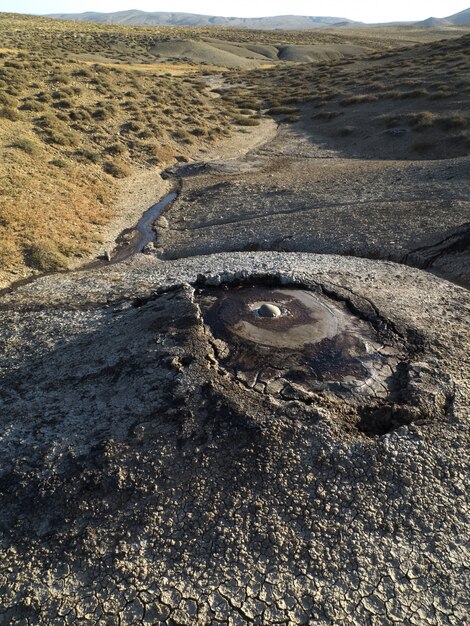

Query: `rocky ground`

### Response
(0, 251, 469, 624)
(157, 123, 470, 287)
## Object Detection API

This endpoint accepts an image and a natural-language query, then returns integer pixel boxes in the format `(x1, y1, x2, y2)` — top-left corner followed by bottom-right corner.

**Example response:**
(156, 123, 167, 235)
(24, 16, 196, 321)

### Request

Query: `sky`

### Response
(3, 1, 470, 23)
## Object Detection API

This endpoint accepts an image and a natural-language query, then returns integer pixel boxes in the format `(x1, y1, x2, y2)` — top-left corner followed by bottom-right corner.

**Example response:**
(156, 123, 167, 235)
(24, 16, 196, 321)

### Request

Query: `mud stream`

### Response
(110, 191, 177, 263)
(0, 190, 178, 298)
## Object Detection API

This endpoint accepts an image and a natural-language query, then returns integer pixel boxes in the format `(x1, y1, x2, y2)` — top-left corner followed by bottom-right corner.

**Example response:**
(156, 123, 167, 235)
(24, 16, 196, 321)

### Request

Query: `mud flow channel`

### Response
(197, 285, 402, 404)
(110, 191, 177, 263)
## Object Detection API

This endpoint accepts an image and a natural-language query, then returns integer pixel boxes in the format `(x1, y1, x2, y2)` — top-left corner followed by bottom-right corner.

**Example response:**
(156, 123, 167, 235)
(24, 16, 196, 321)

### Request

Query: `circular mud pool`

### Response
(197, 285, 401, 403)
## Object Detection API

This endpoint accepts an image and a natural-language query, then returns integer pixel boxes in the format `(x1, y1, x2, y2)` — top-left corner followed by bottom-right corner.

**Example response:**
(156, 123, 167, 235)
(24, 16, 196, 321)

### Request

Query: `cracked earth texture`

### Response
(0, 252, 468, 624)
(157, 125, 470, 287)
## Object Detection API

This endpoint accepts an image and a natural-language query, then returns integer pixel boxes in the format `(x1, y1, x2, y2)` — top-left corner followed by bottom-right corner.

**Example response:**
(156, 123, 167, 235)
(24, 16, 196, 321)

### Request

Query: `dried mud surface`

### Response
(0, 252, 469, 624)
(157, 124, 470, 287)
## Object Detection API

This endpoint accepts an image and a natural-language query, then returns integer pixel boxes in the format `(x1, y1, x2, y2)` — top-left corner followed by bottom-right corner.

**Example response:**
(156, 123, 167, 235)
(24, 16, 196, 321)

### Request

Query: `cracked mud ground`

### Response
(0, 252, 469, 624)
(157, 124, 470, 287)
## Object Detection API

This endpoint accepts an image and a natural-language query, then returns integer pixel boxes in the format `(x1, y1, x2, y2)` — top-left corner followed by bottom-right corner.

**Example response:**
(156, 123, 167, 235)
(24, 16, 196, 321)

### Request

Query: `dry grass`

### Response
(1, 12, 469, 283)
(220, 32, 470, 159)
(0, 15, 254, 282)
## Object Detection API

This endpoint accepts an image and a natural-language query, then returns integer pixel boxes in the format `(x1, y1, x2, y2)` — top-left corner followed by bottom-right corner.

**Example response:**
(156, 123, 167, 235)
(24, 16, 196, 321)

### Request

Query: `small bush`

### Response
(53, 99, 73, 109)
(398, 89, 428, 99)
(19, 99, 44, 112)
(0, 93, 15, 106)
(172, 129, 194, 143)
(266, 106, 299, 115)
(105, 142, 126, 156)
(382, 114, 402, 128)
(234, 116, 260, 126)
(408, 112, 436, 130)
(284, 115, 300, 124)
(103, 159, 132, 178)
(430, 90, 457, 100)
(8, 138, 40, 155)
(75, 149, 102, 164)
(340, 94, 378, 106)
(24, 242, 68, 272)
(49, 159, 69, 168)
(0, 106, 20, 121)
(438, 115, 467, 130)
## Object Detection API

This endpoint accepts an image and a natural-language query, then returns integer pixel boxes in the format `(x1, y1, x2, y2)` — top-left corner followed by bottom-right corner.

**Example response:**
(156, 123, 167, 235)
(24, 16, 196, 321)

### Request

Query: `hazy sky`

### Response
(4, 1, 470, 23)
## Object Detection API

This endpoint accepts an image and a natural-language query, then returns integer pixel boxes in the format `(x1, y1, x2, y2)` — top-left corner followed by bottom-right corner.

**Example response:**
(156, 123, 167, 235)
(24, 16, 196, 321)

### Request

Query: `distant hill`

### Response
(415, 17, 451, 28)
(45, 10, 361, 30)
(415, 8, 470, 27)
(45, 8, 470, 29)
(446, 7, 470, 24)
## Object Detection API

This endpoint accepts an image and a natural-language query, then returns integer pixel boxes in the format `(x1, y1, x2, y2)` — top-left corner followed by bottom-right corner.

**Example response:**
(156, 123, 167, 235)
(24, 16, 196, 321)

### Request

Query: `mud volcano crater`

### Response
(196, 281, 451, 435)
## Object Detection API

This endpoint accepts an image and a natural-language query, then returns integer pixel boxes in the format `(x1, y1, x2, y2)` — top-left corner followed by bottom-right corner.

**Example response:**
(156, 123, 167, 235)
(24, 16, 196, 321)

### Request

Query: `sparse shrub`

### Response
(340, 94, 378, 106)
(398, 89, 428, 99)
(438, 115, 467, 130)
(73, 68, 93, 78)
(49, 159, 69, 168)
(103, 159, 132, 178)
(92, 108, 109, 121)
(46, 128, 79, 147)
(0, 93, 15, 106)
(138, 129, 153, 139)
(19, 98, 44, 112)
(234, 116, 260, 126)
(75, 149, 101, 164)
(408, 112, 436, 130)
(4, 61, 23, 69)
(24, 242, 68, 272)
(172, 129, 194, 143)
(382, 114, 402, 128)
(35, 91, 51, 103)
(68, 109, 92, 123)
(121, 120, 143, 133)
(338, 126, 355, 136)
(0, 106, 20, 121)
(266, 106, 299, 115)
(8, 138, 40, 155)
(53, 99, 73, 109)
(105, 142, 126, 156)
(190, 127, 207, 136)
(50, 72, 70, 85)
